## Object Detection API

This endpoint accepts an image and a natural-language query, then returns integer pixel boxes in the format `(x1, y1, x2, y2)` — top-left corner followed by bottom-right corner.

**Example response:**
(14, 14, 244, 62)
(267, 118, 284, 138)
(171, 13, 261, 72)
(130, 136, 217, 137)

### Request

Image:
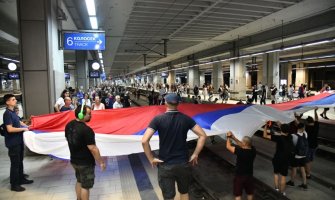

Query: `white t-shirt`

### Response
(81, 99, 92, 108)
(93, 103, 105, 110)
(113, 101, 123, 109)
(55, 97, 64, 109)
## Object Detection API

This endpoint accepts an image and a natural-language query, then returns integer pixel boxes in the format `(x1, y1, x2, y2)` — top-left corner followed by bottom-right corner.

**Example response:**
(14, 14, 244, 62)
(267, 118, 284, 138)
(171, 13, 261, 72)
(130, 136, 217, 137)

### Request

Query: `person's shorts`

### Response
(307, 148, 317, 162)
(158, 163, 192, 199)
(233, 175, 254, 196)
(71, 163, 95, 189)
(291, 157, 307, 167)
(272, 158, 289, 176)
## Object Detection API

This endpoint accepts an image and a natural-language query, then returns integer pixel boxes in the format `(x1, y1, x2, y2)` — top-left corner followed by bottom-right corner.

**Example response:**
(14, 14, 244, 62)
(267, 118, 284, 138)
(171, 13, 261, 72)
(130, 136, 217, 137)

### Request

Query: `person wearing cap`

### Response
(142, 93, 207, 200)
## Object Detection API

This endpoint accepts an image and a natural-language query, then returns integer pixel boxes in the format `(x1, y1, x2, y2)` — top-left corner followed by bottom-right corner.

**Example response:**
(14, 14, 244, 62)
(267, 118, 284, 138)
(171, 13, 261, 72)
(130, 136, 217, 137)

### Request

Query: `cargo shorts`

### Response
(71, 163, 95, 189)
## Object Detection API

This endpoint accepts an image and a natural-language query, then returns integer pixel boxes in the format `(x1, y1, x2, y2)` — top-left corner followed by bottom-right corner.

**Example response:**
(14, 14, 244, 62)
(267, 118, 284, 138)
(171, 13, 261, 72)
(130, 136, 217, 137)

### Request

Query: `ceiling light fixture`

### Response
(304, 40, 332, 47)
(8, 62, 17, 71)
(92, 62, 100, 70)
(89, 17, 98, 29)
(283, 45, 303, 51)
(85, 0, 96, 16)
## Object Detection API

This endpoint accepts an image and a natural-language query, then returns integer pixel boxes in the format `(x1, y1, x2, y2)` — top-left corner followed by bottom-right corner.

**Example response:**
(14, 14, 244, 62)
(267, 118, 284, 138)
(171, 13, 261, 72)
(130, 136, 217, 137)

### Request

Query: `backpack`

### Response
(0, 124, 7, 137)
(295, 133, 309, 156)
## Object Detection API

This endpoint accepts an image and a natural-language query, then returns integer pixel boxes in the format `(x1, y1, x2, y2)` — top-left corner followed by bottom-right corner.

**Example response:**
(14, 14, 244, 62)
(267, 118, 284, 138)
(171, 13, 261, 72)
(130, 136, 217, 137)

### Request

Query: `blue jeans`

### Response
(8, 144, 24, 186)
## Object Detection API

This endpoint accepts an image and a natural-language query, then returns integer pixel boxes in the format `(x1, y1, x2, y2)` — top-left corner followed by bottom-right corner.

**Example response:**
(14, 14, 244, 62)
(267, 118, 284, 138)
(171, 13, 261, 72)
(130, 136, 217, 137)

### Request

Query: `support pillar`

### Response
(262, 52, 280, 88)
(229, 58, 246, 100)
(76, 51, 89, 91)
(153, 73, 162, 87)
(257, 65, 263, 85)
(295, 62, 308, 89)
(199, 71, 205, 87)
(280, 62, 292, 86)
(188, 61, 200, 88)
(18, 0, 65, 116)
(167, 70, 175, 88)
(212, 62, 223, 90)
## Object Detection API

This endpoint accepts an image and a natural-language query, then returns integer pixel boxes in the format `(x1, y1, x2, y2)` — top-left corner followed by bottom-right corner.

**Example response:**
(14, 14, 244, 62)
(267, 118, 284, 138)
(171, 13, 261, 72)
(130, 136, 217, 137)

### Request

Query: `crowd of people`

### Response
(1, 81, 332, 200)
(53, 84, 133, 113)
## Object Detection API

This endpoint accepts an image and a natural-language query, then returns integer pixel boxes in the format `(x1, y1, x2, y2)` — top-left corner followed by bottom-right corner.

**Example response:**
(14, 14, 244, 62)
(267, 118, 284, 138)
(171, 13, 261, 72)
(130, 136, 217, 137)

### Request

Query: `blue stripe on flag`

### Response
(193, 105, 250, 129)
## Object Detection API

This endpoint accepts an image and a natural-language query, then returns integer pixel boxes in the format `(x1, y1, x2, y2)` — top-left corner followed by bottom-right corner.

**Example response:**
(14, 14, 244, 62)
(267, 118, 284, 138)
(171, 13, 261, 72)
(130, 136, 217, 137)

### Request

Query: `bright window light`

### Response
(85, 0, 96, 16)
(90, 17, 98, 29)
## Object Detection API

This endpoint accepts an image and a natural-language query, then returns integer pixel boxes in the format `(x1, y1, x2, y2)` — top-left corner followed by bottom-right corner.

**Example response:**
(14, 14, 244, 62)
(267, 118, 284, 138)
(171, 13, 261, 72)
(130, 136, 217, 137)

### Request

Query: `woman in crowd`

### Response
(92, 96, 105, 110)
(54, 89, 70, 112)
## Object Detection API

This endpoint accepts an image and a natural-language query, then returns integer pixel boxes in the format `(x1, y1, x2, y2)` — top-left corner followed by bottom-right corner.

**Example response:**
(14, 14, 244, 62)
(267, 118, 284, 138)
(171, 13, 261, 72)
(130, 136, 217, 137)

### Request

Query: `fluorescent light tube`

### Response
(283, 45, 302, 51)
(85, 0, 96, 16)
(304, 40, 331, 47)
(90, 17, 98, 29)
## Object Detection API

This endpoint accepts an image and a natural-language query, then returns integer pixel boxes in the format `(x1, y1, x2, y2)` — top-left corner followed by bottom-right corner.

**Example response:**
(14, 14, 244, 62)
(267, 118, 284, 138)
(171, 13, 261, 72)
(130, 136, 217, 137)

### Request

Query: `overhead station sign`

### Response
(63, 32, 105, 50)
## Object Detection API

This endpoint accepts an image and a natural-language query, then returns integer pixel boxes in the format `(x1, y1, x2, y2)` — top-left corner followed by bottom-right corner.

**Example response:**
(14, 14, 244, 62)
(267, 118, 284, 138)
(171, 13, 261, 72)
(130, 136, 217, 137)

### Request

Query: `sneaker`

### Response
(275, 188, 279, 192)
(281, 192, 286, 196)
(306, 175, 312, 179)
(298, 184, 308, 190)
(20, 178, 34, 185)
(11, 185, 25, 192)
(325, 116, 330, 120)
(286, 180, 295, 187)
(23, 174, 29, 178)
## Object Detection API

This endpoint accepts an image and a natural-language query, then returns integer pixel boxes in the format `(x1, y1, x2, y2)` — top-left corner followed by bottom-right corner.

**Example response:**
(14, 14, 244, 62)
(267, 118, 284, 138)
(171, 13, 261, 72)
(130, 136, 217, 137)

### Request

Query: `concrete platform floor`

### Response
(0, 136, 165, 200)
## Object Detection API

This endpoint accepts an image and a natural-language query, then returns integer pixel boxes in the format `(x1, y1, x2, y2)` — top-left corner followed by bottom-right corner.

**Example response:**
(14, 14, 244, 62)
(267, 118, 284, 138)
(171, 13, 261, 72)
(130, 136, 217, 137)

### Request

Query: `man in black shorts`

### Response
(226, 131, 256, 200)
(142, 93, 207, 200)
(65, 105, 106, 200)
(287, 123, 308, 190)
(263, 122, 294, 195)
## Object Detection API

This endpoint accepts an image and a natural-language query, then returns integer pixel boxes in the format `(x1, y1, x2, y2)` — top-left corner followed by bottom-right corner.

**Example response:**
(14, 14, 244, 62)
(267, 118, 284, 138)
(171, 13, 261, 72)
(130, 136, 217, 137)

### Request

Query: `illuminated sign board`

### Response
(63, 32, 105, 50)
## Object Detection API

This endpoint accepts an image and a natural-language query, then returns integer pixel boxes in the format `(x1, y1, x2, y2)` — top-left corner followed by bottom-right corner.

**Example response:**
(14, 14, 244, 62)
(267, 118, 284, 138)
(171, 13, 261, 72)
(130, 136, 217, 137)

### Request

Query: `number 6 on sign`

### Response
(67, 37, 73, 46)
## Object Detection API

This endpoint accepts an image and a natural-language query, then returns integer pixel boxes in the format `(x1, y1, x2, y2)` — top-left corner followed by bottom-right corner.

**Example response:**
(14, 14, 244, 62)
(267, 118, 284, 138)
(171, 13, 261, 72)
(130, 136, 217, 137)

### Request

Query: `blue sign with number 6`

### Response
(63, 32, 106, 50)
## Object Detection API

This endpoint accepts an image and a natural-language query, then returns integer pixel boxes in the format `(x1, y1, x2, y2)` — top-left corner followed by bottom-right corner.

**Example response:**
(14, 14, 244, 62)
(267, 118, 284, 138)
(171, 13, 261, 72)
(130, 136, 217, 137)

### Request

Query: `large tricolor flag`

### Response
(24, 92, 335, 159)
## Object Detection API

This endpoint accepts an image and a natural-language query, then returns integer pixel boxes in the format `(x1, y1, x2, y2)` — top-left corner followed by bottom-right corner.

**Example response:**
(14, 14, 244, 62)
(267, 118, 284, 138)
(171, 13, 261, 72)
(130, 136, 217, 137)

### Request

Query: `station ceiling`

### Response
(0, 0, 335, 75)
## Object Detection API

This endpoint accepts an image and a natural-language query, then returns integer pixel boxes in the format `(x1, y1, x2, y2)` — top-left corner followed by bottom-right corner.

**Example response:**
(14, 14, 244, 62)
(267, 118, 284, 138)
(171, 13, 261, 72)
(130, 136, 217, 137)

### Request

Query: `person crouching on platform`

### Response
(142, 93, 207, 200)
(226, 131, 256, 200)
(65, 105, 106, 200)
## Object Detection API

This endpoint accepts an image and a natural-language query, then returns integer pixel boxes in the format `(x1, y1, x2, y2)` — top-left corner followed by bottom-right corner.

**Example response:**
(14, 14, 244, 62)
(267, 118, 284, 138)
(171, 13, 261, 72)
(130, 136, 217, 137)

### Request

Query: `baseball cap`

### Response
(165, 93, 179, 104)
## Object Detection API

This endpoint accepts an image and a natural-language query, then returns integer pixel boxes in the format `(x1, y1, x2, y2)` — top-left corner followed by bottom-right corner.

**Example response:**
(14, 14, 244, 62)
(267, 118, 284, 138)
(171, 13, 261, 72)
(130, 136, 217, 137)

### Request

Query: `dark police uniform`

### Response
(3, 108, 25, 187)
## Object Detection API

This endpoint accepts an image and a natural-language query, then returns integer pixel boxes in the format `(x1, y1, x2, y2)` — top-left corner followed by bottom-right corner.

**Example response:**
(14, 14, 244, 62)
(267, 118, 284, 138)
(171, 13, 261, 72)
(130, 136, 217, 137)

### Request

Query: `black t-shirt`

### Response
(123, 96, 131, 107)
(148, 111, 196, 164)
(271, 134, 294, 161)
(306, 121, 319, 148)
(65, 120, 96, 166)
(60, 106, 72, 112)
(234, 147, 256, 176)
(3, 108, 23, 147)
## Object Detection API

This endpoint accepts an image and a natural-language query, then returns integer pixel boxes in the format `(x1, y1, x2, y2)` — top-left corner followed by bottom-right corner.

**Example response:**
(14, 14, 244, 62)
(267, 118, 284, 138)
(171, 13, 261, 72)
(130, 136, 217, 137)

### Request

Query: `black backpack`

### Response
(0, 124, 7, 137)
(295, 133, 309, 156)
